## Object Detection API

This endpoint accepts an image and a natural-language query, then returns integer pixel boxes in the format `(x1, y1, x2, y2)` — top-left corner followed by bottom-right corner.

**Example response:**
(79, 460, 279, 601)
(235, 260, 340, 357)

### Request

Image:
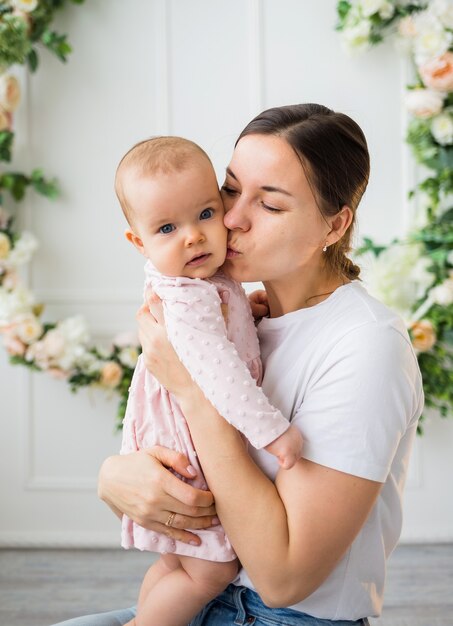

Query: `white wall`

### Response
(1, 0, 452, 547)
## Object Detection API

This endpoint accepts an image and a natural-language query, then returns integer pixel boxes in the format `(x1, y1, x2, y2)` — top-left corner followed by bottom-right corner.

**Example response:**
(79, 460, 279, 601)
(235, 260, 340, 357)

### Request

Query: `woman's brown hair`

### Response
(236, 103, 370, 280)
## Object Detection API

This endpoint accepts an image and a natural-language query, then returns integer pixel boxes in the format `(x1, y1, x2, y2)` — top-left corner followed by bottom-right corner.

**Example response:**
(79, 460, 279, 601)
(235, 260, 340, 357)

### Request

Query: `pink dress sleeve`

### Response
(149, 270, 289, 449)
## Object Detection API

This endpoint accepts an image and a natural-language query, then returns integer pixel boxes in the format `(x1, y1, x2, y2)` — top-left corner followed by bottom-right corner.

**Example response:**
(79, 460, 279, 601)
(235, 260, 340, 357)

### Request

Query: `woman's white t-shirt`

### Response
(236, 281, 423, 620)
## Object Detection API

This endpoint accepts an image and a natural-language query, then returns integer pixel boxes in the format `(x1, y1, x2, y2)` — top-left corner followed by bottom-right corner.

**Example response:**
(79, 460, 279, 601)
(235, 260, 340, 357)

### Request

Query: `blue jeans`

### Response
(51, 584, 370, 625)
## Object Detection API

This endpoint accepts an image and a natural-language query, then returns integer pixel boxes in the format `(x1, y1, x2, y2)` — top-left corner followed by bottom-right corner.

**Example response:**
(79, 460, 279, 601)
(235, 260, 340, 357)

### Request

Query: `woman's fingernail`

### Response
(189, 540, 199, 546)
(186, 465, 197, 476)
(212, 516, 220, 525)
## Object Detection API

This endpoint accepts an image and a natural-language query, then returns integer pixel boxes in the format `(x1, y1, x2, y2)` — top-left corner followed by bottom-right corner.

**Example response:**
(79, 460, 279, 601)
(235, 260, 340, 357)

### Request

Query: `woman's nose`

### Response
(223, 197, 251, 231)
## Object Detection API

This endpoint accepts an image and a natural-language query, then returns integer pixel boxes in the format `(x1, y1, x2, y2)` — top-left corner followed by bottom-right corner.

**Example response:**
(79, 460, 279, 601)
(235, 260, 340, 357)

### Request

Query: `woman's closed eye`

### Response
(159, 223, 176, 234)
(261, 202, 282, 213)
(221, 185, 238, 196)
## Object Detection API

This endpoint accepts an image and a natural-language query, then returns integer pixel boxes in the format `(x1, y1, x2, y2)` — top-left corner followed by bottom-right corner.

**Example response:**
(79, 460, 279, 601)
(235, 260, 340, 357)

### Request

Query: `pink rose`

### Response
(3, 334, 26, 356)
(47, 368, 68, 380)
(419, 52, 453, 92)
(113, 330, 140, 348)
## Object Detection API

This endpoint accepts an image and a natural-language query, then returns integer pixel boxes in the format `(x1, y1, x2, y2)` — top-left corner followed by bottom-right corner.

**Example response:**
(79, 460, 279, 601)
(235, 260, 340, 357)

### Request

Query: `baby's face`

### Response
(124, 159, 228, 278)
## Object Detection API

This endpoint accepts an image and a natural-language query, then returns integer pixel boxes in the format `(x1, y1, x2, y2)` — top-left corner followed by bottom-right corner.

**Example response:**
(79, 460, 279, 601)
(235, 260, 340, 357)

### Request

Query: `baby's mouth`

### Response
(186, 253, 211, 266)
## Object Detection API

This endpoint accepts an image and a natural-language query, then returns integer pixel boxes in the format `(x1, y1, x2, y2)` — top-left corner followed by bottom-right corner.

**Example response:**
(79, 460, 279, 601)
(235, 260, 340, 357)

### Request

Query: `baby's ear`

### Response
(125, 229, 145, 255)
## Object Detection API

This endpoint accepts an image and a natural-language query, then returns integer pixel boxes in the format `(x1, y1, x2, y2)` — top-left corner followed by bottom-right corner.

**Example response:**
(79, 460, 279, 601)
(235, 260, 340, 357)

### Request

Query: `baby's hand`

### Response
(264, 425, 303, 470)
(248, 290, 269, 320)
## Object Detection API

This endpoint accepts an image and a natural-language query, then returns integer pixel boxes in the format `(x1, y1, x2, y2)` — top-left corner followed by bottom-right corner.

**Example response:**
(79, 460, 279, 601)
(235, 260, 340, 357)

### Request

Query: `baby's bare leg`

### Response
(265, 424, 303, 469)
(135, 553, 238, 626)
(123, 556, 178, 626)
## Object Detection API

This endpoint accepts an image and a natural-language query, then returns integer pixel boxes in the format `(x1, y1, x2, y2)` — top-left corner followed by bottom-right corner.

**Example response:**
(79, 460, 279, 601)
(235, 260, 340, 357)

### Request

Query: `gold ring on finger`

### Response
(165, 512, 176, 528)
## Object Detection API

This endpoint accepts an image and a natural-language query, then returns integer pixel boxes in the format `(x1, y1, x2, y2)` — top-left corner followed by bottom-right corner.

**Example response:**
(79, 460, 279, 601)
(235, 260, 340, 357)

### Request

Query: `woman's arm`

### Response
(137, 303, 382, 607)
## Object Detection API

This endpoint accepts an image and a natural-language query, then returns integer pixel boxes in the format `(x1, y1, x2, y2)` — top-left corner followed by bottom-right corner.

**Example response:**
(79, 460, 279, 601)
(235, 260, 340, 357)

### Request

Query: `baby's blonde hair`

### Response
(115, 136, 212, 226)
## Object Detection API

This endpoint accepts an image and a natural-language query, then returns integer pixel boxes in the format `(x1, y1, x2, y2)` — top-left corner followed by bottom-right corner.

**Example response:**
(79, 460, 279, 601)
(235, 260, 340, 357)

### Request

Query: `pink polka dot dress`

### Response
(120, 261, 290, 561)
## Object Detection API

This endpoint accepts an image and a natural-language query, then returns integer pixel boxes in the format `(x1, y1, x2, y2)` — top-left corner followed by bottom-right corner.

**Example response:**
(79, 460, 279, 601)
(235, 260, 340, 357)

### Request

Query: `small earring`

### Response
(323, 242, 328, 252)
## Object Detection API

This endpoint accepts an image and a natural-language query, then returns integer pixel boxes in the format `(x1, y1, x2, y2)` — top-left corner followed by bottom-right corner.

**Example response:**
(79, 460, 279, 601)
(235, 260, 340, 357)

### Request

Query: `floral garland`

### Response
(337, 0, 453, 428)
(0, 0, 139, 429)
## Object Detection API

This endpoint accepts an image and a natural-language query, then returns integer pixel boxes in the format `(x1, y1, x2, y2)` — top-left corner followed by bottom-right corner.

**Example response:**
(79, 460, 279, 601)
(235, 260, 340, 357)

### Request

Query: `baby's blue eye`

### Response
(159, 223, 175, 234)
(200, 208, 213, 220)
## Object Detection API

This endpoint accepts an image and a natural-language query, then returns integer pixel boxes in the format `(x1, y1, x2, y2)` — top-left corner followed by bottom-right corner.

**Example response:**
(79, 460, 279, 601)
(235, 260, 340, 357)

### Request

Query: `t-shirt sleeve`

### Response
(292, 321, 423, 482)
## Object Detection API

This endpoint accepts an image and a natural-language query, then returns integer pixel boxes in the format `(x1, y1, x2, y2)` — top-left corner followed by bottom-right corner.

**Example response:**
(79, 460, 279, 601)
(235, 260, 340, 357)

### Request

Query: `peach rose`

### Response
(0, 232, 11, 260)
(100, 361, 123, 388)
(419, 52, 453, 92)
(0, 74, 21, 113)
(410, 319, 437, 352)
(0, 108, 10, 131)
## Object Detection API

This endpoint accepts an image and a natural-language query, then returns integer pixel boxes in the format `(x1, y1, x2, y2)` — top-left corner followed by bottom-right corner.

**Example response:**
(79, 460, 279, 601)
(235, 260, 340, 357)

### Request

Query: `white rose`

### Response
(0, 284, 34, 323)
(413, 12, 452, 64)
(360, 0, 385, 17)
(405, 89, 444, 118)
(379, 1, 395, 19)
(341, 19, 372, 53)
(431, 112, 453, 144)
(0, 74, 20, 113)
(0, 108, 10, 131)
(118, 346, 139, 369)
(9, 0, 38, 13)
(0, 232, 11, 260)
(361, 242, 435, 318)
(398, 15, 417, 38)
(15, 314, 43, 344)
(6, 231, 38, 267)
(430, 0, 453, 29)
(429, 278, 453, 305)
(58, 315, 90, 346)
(77, 351, 103, 375)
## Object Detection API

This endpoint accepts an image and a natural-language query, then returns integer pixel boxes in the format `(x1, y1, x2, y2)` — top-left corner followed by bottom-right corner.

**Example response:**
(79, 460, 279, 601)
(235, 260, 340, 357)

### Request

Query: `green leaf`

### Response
(41, 29, 72, 62)
(27, 48, 39, 72)
(30, 169, 59, 199)
(0, 172, 28, 200)
(337, 0, 351, 21)
(0, 130, 14, 162)
(0, 14, 32, 67)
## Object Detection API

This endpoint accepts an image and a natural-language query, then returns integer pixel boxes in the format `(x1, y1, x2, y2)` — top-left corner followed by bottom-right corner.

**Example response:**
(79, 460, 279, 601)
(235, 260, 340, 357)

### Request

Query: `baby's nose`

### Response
(185, 226, 205, 245)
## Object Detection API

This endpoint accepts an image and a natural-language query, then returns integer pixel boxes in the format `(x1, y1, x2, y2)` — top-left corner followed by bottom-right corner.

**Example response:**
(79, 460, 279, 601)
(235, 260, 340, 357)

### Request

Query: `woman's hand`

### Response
(248, 289, 269, 320)
(98, 446, 218, 545)
(136, 293, 194, 396)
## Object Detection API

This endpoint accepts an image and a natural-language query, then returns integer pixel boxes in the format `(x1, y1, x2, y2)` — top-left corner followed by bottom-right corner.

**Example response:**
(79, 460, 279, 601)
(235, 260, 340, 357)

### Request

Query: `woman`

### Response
(54, 104, 423, 625)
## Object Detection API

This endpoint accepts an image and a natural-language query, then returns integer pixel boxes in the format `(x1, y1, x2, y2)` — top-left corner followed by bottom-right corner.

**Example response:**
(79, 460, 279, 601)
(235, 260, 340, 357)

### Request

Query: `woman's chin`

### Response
(222, 259, 256, 283)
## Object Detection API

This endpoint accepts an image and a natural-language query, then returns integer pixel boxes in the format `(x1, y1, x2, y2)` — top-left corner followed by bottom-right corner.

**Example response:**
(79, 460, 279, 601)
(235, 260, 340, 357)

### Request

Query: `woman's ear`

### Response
(327, 205, 353, 245)
(125, 229, 145, 255)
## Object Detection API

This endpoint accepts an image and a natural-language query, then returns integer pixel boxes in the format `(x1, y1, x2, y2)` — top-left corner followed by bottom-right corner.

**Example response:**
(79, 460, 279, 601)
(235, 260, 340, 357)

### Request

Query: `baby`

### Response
(114, 136, 303, 626)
